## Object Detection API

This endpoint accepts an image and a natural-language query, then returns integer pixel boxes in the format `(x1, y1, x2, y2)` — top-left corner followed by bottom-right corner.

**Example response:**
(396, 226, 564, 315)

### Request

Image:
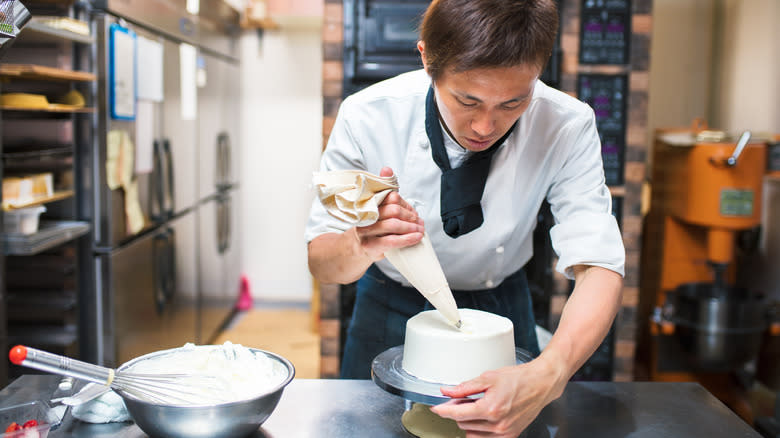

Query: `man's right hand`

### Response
(353, 166, 425, 262)
(307, 166, 425, 284)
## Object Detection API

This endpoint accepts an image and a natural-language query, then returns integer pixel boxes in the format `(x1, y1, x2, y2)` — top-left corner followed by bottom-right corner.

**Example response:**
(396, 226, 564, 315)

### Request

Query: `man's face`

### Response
(432, 65, 539, 152)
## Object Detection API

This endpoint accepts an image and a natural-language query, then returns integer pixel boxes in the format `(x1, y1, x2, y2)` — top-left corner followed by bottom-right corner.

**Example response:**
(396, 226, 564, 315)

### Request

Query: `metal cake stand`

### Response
(371, 346, 534, 406)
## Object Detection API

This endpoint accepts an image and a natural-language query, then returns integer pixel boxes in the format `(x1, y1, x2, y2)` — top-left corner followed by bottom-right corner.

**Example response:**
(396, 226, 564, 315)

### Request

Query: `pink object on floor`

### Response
(235, 275, 253, 311)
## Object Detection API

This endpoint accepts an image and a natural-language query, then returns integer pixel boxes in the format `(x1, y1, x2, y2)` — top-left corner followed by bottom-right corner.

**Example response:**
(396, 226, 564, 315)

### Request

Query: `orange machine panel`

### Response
(654, 139, 765, 230)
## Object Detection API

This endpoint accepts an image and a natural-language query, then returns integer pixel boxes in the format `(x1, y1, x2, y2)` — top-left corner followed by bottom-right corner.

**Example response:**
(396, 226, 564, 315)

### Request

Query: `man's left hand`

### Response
(430, 356, 566, 437)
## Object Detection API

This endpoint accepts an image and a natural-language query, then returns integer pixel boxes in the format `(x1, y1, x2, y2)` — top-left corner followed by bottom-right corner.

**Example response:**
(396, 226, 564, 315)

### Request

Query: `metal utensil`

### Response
(9, 345, 231, 405)
(117, 346, 295, 438)
(52, 383, 112, 407)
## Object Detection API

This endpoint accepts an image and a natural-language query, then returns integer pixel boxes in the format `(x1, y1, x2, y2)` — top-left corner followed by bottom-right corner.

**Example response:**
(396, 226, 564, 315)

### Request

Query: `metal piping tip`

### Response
(454, 320, 462, 330)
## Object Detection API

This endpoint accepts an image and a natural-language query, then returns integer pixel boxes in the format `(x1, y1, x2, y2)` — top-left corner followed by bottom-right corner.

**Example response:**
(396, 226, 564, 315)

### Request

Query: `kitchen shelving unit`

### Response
(0, 1, 94, 385)
(22, 18, 95, 45)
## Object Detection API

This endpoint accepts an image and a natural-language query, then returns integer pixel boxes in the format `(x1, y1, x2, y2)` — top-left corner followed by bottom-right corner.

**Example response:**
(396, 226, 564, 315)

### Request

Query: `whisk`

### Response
(9, 345, 230, 405)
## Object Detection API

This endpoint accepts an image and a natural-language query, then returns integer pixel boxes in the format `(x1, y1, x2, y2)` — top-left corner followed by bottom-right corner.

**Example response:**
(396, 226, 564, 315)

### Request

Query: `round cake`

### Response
(402, 309, 516, 385)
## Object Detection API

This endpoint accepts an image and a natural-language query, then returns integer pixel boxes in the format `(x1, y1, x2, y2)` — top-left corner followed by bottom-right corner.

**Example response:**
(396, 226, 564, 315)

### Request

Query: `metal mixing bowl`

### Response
(115, 346, 295, 438)
(669, 282, 767, 371)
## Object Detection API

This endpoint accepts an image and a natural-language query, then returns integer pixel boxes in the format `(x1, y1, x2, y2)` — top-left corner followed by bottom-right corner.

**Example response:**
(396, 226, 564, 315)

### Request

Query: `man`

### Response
(305, 0, 625, 435)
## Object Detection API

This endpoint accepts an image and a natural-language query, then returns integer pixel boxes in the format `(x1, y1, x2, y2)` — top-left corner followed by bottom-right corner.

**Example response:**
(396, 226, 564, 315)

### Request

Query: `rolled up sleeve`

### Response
(546, 108, 625, 279)
(550, 208, 625, 278)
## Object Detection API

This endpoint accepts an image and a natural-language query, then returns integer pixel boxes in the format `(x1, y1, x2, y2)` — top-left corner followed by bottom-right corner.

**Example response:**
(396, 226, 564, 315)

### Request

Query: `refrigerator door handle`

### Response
(163, 138, 175, 218)
(217, 132, 230, 190)
(216, 133, 224, 187)
(153, 231, 169, 314)
(165, 227, 177, 304)
(223, 133, 231, 187)
(151, 140, 166, 223)
(217, 199, 227, 254)
(223, 196, 232, 253)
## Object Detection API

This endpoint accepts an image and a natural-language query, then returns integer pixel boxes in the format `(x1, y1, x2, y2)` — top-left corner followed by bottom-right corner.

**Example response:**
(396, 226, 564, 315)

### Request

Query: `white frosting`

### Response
(122, 342, 289, 405)
(402, 309, 516, 385)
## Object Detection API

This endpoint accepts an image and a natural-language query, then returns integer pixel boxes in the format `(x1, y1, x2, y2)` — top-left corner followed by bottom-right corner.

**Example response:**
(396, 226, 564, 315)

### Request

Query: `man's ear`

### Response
(417, 40, 429, 74)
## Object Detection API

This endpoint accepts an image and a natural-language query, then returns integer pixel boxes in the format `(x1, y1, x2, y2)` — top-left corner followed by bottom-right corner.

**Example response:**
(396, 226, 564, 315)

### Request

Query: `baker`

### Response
(305, 0, 625, 435)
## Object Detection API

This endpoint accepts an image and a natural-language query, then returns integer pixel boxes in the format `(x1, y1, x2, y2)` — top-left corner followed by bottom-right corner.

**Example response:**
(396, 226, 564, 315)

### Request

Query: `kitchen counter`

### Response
(0, 375, 761, 437)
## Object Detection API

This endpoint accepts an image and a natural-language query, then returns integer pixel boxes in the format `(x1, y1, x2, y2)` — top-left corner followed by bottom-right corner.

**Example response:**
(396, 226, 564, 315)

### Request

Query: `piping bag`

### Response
(313, 170, 462, 329)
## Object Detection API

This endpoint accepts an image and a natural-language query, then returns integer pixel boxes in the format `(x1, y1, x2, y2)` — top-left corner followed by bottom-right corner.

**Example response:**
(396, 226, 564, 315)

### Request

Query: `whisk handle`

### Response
(9, 345, 113, 386)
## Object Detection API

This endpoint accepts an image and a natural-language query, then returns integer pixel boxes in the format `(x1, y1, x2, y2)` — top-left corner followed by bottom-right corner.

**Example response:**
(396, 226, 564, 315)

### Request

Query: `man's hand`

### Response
(307, 166, 425, 284)
(353, 167, 425, 261)
(431, 356, 566, 438)
(430, 265, 622, 437)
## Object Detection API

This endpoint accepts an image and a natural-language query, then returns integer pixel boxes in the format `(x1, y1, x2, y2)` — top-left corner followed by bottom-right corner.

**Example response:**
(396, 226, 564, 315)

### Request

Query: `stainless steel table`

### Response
(0, 375, 761, 437)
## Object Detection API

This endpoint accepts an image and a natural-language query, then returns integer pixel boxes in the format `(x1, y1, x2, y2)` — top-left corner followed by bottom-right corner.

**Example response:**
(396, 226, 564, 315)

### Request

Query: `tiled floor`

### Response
(214, 305, 321, 379)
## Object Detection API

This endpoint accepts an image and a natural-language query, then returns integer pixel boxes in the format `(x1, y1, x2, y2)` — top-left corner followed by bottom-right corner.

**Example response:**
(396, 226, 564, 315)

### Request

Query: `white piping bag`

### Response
(313, 170, 462, 329)
(384, 233, 462, 329)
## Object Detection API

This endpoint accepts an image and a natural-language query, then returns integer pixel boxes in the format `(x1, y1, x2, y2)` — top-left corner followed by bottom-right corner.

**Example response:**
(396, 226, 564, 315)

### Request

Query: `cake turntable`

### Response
(371, 345, 534, 406)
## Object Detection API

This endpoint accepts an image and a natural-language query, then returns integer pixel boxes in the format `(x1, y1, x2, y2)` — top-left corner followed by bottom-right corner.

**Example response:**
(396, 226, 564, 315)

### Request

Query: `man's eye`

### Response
(456, 98, 477, 107)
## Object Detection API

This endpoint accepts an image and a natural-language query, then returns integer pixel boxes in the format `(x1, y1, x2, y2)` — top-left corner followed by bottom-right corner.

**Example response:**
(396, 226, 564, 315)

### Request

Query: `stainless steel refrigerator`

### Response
(196, 48, 242, 345)
(81, 0, 241, 366)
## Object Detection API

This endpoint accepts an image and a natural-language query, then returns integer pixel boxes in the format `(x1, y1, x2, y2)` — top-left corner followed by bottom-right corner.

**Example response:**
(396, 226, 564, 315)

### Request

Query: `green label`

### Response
(0, 23, 13, 34)
(720, 189, 754, 216)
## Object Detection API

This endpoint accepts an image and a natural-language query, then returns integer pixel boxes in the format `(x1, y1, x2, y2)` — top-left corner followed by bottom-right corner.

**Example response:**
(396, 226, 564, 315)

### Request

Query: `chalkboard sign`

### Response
(579, 0, 632, 65)
(577, 74, 628, 186)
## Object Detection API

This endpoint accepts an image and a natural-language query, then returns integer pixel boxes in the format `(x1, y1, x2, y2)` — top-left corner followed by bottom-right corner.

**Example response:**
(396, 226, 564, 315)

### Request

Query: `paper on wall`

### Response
(110, 25, 136, 119)
(124, 180, 145, 235)
(106, 130, 122, 190)
(179, 43, 197, 121)
(137, 36, 164, 102)
(135, 100, 154, 173)
(107, 130, 146, 234)
(120, 131, 135, 188)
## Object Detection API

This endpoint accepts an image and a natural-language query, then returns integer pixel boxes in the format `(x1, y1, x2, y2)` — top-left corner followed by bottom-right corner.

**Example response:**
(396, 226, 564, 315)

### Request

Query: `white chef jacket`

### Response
(305, 69, 625, 290)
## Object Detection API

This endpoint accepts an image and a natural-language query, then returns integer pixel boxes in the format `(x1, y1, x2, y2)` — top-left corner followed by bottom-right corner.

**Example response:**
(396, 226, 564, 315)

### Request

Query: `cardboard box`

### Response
(2, 173, 54, 207)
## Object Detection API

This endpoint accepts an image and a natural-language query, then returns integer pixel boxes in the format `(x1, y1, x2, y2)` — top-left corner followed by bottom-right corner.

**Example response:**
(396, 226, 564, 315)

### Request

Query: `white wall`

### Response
(239, 28, 323, 302)
(648, 0, 780, 138)
(646, 0, 715, 149)
(711, 0, 779, 133)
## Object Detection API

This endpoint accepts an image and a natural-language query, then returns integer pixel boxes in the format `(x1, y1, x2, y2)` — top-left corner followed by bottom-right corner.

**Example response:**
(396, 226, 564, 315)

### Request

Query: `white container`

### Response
(4, 205, 46, 234)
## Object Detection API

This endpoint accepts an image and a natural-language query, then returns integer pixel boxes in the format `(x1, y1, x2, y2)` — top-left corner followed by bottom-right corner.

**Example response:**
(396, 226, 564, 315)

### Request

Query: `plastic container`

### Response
(3, 206, 46, 235)
(0, 400, 60, 438)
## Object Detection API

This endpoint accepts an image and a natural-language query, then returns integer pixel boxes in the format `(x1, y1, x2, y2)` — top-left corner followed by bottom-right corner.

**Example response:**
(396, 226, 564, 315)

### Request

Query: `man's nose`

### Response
(471, 111, 495, 138)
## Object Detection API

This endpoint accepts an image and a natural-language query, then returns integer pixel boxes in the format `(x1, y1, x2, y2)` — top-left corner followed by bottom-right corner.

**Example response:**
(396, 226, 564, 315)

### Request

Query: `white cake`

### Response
(402, 309, 516, 385)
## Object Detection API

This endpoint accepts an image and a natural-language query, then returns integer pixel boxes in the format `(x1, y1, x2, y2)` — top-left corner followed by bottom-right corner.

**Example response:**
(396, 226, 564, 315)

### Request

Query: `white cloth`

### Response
(70, 384, 131, 423)
(305, 69, 625, 289)
(312, 170, 398, 226)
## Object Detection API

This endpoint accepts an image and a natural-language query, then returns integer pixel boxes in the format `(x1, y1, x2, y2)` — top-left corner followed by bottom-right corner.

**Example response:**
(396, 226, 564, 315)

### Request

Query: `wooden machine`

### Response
(643, 123, 779, 422)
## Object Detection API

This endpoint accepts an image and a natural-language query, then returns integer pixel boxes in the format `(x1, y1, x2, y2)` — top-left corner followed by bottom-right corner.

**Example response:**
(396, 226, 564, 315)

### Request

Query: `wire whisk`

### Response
(9, 345, 230, 405)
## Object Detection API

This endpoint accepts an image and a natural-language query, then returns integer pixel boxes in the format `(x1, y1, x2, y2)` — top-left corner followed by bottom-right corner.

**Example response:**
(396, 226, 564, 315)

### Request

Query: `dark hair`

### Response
(420, 0, 559, 81)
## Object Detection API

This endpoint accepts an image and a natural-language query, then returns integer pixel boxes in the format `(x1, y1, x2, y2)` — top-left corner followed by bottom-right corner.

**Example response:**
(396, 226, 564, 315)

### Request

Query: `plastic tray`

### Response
(0, 400, 60, 438)
(3, 220, 89, 255)
(3, 206, 45, 234)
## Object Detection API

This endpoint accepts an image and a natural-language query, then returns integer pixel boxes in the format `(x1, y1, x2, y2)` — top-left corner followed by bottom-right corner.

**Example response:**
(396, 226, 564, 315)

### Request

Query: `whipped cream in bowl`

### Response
(118, 342, 290, 406)
(115, 342, 295, 438)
